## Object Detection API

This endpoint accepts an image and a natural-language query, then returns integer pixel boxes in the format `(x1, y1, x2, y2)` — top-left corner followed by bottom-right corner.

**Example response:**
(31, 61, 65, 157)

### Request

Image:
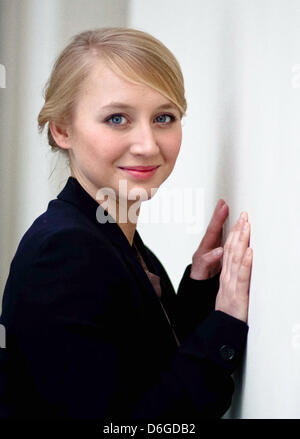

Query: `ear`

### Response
(49, 121, 72, 150)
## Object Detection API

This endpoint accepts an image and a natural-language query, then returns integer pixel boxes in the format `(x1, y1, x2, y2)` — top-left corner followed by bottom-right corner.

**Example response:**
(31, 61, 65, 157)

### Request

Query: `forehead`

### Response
(79, 60, 175, 108)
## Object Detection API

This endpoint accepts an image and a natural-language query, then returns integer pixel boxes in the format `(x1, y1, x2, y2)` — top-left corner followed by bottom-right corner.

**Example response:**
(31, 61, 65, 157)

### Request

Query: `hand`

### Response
(215, 212, 253, 323)
(190, 199, 229, 280)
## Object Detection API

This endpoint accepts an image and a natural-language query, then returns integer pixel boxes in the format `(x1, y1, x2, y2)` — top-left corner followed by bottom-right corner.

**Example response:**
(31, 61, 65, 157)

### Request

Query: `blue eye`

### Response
(105, 113, 176, 127)
(156, 114, 175, 124)
(107, 114, 127, 125)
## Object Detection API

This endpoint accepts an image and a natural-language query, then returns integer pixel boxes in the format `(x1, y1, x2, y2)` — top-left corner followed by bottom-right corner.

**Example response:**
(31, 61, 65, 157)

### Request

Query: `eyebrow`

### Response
(101, 102, 178, 111)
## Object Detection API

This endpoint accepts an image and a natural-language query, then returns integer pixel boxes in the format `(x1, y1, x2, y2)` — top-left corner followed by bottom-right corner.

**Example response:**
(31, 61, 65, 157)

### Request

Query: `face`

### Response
(58, 61, 182, 214)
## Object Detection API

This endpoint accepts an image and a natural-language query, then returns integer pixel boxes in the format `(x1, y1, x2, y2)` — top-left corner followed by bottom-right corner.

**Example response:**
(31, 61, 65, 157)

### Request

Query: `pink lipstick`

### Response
(118, 166, 159, 180)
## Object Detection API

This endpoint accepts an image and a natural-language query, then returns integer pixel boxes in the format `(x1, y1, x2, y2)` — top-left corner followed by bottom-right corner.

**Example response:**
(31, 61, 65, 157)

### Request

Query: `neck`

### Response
(117, 221, 137, 246)
(114, 198, 141, 246)
(70, 170, 141, 246)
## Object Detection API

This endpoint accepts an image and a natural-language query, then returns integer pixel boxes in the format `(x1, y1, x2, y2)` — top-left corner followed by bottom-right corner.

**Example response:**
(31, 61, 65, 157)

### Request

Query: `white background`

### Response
(1, 0, 300, 418)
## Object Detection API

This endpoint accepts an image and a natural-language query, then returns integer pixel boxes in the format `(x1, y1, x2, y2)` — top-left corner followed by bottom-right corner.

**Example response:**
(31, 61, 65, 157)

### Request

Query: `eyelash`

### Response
(105, 113, 177, 127)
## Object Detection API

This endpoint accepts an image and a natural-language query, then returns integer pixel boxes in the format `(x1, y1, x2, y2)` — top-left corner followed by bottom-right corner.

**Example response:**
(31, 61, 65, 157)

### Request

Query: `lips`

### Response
(119, 166, 159, 171)
(118, 166, 159, 180)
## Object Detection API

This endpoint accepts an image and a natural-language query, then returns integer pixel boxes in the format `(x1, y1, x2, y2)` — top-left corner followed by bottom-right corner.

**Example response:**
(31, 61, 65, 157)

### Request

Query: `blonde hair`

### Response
(38, 27, 187, 152)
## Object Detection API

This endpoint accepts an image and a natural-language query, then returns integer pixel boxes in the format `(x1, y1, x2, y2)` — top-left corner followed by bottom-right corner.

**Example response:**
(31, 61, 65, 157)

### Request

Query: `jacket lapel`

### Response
(56, 177, 164, 306)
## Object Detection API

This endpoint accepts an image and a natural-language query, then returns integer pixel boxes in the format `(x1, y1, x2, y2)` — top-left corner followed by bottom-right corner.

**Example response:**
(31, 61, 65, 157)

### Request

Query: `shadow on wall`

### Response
(228, 351, 248, 418)
(211, 6, 247, 419)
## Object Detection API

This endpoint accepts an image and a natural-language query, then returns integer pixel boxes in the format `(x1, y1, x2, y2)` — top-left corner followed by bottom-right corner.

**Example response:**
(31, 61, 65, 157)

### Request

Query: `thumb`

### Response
(203, 247, 224, 264)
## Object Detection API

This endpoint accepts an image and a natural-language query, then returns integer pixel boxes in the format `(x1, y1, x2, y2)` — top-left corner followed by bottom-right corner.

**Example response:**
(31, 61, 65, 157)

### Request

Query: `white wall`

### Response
(129, 0, 300, 419)
(1, 0, 300, 419)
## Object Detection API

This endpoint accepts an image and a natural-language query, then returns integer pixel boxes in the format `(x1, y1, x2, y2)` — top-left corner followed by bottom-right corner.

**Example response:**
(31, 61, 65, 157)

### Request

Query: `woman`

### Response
(0, 27, 252, 420)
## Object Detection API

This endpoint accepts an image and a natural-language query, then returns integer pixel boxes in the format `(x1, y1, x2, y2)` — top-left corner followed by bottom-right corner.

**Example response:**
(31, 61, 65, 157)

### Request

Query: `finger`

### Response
(201, 199, 229, 250)
(227, 215, 247, 273)
(202, 247, 224, 264)
(222, 226, 235, 276)
(198, 248, 223, 278)
(210, 248, 224, 276)
(237, 247, 253, 297)
(231, 221, 251, 283)
(222, 213, 244, 275)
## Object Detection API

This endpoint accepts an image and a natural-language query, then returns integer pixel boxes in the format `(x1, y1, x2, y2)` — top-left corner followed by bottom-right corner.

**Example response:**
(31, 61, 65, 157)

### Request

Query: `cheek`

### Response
(163, 130, 182, 163)
(74, 124, 122, 163)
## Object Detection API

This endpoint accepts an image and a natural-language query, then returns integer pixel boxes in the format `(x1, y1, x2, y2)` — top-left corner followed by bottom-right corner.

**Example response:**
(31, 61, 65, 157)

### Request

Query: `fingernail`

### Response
(214, 248, 223, 255)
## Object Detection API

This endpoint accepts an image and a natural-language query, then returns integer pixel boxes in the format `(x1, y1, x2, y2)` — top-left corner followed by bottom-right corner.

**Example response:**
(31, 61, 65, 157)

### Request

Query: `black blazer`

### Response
(0, 177, 248, 420)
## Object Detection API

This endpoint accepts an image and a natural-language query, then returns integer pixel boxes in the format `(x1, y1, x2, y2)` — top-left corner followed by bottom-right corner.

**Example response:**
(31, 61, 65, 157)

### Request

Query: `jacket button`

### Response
(219, 345, 235, 361)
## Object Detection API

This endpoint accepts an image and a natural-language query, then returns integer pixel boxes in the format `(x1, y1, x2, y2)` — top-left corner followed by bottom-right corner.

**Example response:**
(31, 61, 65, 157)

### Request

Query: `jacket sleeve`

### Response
(1, 229, 248, 420)
(175, 264, 221, 341)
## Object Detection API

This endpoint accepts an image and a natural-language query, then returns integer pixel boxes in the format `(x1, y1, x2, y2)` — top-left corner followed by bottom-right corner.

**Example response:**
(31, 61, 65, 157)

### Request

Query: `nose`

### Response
(129, 122, 160, 156)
